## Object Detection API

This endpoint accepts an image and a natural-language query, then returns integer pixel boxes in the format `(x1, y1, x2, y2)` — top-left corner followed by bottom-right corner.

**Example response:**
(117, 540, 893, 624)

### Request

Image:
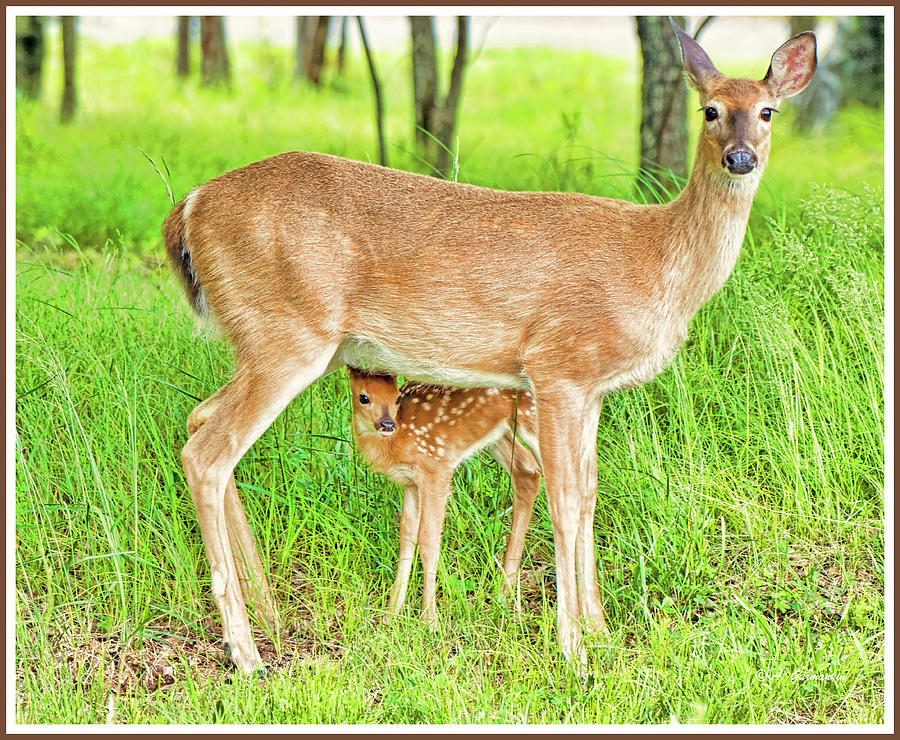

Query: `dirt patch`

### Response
(37, 618, 337, 696)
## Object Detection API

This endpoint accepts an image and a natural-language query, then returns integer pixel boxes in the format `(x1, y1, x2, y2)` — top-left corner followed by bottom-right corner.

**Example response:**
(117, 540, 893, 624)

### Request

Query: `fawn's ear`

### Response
(670, 17, 721, 92)
(763, 32, 817, 99)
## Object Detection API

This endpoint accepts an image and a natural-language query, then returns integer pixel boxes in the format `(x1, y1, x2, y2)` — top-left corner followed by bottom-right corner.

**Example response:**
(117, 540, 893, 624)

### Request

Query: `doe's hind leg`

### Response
(187, 393, 280, 634)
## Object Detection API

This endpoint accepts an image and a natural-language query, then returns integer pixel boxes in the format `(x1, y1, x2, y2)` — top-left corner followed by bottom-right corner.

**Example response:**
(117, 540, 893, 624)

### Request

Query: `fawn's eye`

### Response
(703, 106, 718, 122)
(760, 107, 777, 122)
(358, 394, 369, 404)
(396, 396, 402, 405)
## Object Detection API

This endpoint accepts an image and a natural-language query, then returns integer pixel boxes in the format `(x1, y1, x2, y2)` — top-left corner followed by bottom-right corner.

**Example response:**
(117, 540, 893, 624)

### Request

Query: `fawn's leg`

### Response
(489, 434, 542, 593)
(384, 484, 419, 622)
(415, 474, 453, 628)
(181, 346, 334, 672)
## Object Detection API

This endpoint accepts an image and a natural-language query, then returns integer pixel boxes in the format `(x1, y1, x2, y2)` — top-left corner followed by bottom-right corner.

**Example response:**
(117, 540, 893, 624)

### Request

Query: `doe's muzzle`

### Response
(723, 148, 757, 175)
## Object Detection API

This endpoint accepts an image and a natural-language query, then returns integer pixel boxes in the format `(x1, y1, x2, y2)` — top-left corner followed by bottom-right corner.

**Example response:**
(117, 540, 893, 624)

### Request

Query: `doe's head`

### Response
(346, 367, 402, 437)
(671, 20, 816, 178)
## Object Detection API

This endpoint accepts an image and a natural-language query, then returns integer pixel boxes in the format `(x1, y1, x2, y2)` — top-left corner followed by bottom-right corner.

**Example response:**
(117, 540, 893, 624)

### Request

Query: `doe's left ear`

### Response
(763, 32, 817, 99)
(670, 16, 722, 92)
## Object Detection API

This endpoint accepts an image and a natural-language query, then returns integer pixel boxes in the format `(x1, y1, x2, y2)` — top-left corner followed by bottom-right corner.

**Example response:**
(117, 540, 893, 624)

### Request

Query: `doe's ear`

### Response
(669, 17, 721, 92)
(763, 32, 817, 99)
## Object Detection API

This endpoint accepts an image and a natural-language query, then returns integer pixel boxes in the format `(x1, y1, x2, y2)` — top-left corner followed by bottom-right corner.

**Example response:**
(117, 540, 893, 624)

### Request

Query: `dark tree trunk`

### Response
(60, 16, 76, 123)
(635, 15, 688, 200)
(307, 16, 331, 86)
(200, 16, 230, 86)
(357, 17, 387, 167)
(296, 16, 330, 85)
(337, 16, 348, 74)
(16, 16, 44, 99)
(176, 16, 191, 77)
(434, 17, 469, 176)
(409, 16, 470, 177)
(409, 16, 439, 152)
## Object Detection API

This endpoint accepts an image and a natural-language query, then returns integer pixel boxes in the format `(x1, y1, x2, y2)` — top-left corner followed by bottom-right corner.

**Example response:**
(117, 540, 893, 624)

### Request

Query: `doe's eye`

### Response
(760, 107, 777, 122)
(703, 106, 718, 122)
(358, 394, 370, 404)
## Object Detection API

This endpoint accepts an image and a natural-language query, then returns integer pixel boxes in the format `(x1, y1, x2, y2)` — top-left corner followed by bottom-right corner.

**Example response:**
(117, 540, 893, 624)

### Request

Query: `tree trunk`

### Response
(176, 16, 191, 77)
(357, 17, 387, 167)
(295, 17, 315, 80)
(409, 16, 439, 153)
(16, 16, 44, 99)
(200, 16, 230, 86)
(790, 16, 817, 37)
(337, 16, 348, 74)
(296, 16, 330, 85)
(793, 16, 883, 132)
(409, 16, 469, 177)
(837, 16, 884, 106)
(434, 17, 469, 176)
(635, 15, 688, 200)
(307, 16, 331, 86)
(60, 16, 76, 123)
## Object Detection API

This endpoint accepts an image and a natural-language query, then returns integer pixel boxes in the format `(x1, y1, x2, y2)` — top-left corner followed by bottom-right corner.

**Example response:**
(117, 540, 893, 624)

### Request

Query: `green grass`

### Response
(15, 34, 884, 725)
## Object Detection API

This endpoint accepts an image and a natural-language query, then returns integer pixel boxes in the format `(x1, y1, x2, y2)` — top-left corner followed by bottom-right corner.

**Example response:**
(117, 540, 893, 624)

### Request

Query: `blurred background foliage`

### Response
(14, 14, 884, 254)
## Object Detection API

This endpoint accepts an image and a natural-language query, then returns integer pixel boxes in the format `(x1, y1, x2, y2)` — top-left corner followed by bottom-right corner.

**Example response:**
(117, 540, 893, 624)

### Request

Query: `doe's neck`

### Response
(663, 154, 764, 311)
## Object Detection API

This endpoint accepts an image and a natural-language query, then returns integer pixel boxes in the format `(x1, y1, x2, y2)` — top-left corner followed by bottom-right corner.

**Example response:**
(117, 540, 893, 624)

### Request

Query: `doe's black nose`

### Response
(724, 149, 757, 175)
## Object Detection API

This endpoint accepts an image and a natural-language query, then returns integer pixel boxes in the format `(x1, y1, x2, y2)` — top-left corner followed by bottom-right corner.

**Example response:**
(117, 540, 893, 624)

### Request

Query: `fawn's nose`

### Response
(376, 417, 396, 434)
(723, 149, 757, 175)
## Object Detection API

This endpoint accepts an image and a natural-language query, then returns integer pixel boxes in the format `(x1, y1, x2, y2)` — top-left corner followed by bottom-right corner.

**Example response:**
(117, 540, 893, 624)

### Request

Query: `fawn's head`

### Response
(672, 20, 816, 180)
(347, 367, 402, 437)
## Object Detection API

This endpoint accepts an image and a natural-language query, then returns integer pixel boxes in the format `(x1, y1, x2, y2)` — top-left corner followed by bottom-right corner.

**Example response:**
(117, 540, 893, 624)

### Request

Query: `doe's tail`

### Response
(162, 197, 205, 316)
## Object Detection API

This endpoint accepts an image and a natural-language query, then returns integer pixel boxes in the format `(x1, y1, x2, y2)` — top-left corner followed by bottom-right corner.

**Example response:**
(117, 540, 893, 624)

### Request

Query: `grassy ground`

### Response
(14, 33, 885, 724)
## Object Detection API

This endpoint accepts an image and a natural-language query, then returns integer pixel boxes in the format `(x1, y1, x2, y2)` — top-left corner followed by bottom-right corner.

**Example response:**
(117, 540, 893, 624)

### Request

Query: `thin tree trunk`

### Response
(16, 16, 44, 99)
(434, 16, 469, 176)
(635, 15, 688, 199)
(60, 16, 76, 123)
(176, 16, 190, 77)
(357, 17, 387, 167)
(200, 16, 230, 86)
(337, 16, 348, 74)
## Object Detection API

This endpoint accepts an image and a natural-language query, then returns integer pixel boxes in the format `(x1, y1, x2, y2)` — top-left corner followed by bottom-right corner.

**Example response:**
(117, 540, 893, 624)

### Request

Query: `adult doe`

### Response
(163, 22, 815, 672)
(346, 367, 542, 625)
